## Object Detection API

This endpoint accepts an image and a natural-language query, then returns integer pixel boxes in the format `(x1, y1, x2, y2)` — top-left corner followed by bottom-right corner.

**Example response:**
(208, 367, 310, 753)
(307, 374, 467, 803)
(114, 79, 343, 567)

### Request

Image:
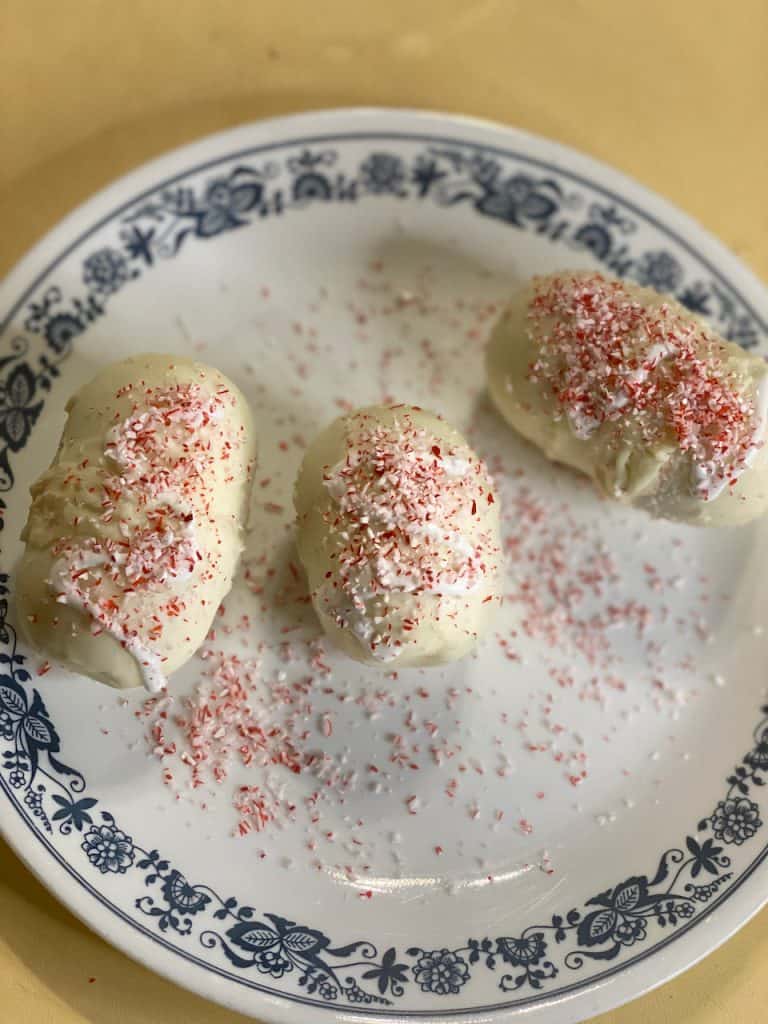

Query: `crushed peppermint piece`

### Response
(48, 379, 243, 691)
(317, 408, 499, 660)
(527, 273, 765, 498)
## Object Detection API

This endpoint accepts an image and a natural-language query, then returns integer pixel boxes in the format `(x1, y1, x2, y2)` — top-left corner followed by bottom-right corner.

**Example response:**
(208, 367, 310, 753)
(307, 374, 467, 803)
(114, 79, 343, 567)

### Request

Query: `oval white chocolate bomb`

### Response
(17, 355, 255, 691)
(487, 271, 768, 526)
(294, 404, 502, 666)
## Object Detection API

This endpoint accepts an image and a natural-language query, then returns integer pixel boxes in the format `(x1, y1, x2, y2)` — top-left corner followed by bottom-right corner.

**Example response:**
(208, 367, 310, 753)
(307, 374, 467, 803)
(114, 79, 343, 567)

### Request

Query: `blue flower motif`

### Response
(292, 173, 332, 202)
(0, 708, 14, 740)
(255, 948, 293, 978)
(503, 175, 554, 212)
(412, 949, 469, 995)
(685, 836, 725, 877)
(82, 248, 131, 295)
(467, 937, 497, 967)
(286, 148, 336, 174)
(359, 153, 407, 195)
(22, 784, 51, 831)
(120, 225, 156, 266)
(689, 882, 720, 902)
(161, 869, 211, 916)
(468, 154, 502, 188)
(476, 173, 558, 226)
(205, 180, 237, 208)
(23, 286, 62, 334)
(497, 932, 547, 966)
(317, 981, 338, 1000)
(634, 249, 683, 292)
(711, 797, 762, 845)
(678, 281, 711, 315)
(724, 315, 759, 350)
(746, 732, 768, 770)
(572, 223, 613, 259)
(575, 875, 661, 951)
(194, 177, 263, 237)
(411, 155, 447, 197)
(51, 795, 98, 832)
(362, 947, 409, 995)
(23, 786, 43, 813)
(613, 918, 647, 946)
(0, 364, 43, 451)
(44, 313, 82, 353)
(82, 823, 135, 873)
(587, 203, 636, 234)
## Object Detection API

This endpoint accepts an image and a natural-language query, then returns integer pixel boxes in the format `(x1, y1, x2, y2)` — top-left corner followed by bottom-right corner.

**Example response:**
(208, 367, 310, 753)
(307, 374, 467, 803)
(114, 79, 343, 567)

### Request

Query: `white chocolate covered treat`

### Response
(487, 271, 768, 526)
(17, 355, 255, 691)
(294, 404, 502, 666)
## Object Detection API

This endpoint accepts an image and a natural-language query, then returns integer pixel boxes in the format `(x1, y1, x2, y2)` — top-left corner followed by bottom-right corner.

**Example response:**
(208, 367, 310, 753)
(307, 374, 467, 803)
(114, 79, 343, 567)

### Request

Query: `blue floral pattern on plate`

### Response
(0, 599, 760, 1008)
(0, 131, 766, 1013)
(17, 142, 761, 369)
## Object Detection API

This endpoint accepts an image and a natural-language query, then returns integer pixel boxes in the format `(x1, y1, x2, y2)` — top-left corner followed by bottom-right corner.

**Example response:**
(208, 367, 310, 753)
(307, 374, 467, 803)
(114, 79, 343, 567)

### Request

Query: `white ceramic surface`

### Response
(0, 109, 767, 1024)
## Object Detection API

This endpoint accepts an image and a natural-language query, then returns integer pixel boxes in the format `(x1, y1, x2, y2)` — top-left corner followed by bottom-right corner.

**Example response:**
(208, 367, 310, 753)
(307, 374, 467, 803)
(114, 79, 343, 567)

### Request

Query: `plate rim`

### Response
(1, 106, 767, 1024)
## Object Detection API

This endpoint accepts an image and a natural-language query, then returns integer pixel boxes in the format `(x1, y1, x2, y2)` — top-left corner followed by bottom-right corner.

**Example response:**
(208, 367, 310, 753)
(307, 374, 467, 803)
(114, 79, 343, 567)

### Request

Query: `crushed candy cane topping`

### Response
(50, 378, 241, 691)
(526, 273, 766, 498)
(319, 408, 499, 659)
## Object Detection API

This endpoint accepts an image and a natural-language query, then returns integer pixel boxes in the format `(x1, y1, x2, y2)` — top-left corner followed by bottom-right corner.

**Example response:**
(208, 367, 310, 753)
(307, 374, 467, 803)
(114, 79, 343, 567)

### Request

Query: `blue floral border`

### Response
(1, 131, 767, 1015)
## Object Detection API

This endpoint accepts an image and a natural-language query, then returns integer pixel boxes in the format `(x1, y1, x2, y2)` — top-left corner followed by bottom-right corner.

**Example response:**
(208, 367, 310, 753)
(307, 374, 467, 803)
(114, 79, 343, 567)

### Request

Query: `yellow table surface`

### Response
(2, 1, 767, 1020)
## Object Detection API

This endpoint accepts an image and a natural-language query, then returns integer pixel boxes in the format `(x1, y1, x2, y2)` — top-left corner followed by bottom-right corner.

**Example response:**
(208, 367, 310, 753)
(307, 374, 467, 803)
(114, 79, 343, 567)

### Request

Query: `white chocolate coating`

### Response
(487, 272, 768, 526)
(294, 405, 502, 666)
(17, 355, 255, 690)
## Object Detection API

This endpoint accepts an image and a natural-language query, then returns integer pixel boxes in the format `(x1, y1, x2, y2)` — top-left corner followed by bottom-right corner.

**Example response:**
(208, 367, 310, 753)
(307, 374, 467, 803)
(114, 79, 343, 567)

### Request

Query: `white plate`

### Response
(1, 109, 767, 1024)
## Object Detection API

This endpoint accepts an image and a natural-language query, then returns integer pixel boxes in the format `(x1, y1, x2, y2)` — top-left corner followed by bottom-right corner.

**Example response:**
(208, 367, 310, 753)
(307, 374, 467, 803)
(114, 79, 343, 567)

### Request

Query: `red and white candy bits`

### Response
(294, 404, 502, 666)
(17, 355, 255, 691)
(487, 271, 768, 525)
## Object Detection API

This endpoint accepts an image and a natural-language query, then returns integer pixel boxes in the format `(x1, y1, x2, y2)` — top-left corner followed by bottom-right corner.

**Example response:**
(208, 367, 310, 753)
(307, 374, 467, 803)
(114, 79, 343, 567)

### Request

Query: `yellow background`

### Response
(1, 1, 767, 1020)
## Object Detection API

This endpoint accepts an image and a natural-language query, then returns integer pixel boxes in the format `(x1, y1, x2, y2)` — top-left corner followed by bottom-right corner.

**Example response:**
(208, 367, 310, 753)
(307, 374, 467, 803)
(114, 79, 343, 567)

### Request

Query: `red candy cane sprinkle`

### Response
(50, 379, 244, 691)
(319, 408, 500, 659)
(527, 273, 764, 497)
